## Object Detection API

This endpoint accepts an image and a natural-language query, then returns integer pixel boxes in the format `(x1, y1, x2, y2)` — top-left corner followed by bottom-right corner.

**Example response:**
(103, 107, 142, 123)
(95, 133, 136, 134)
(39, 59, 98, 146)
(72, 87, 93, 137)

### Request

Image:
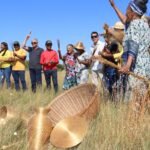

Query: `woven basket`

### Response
(48, 83, 100, 126)
(28, 107, 53, 150)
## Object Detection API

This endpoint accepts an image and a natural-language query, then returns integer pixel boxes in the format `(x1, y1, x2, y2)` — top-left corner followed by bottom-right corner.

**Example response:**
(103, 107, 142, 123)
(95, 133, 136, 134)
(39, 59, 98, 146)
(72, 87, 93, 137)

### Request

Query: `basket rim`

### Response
(47, 83, 99, 115)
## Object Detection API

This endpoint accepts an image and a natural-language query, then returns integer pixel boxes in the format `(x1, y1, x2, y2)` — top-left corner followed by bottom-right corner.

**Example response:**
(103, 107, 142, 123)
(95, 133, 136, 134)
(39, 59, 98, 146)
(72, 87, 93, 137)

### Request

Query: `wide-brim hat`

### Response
(74, 42, 85, 51)
(114, 21, 125, 30)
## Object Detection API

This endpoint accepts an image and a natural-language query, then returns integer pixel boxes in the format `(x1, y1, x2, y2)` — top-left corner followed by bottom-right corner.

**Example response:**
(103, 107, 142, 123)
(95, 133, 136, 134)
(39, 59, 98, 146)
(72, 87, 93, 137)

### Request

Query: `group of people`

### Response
(0, 38, 59, 93)
(0, 31, 105, 93)
(0, 0, 150, 102)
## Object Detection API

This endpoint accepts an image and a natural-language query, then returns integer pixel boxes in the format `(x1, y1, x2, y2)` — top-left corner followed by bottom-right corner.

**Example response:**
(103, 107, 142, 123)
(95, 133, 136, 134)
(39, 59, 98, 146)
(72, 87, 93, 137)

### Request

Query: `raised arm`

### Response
(109, 0, 127, 24)
(21, 32, 32, 50)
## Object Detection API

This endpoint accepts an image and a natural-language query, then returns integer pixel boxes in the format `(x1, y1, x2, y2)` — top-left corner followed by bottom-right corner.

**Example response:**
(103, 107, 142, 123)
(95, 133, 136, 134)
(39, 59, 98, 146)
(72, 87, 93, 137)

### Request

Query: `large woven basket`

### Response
(48, 83, 100, 126)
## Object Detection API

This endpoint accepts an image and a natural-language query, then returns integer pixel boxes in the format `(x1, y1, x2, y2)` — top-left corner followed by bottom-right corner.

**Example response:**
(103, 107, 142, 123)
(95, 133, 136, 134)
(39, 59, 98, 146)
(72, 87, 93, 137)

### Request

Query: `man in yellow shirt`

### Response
(11, 41, 27, 91)
(0, 42, 13, 88)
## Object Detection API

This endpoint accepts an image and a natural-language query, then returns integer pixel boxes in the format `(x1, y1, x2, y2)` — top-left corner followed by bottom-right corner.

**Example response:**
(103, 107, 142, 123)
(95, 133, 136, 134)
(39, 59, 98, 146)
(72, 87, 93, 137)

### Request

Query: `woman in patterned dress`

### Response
(58, 44, 77, 90)
(109, 0, 150, 101)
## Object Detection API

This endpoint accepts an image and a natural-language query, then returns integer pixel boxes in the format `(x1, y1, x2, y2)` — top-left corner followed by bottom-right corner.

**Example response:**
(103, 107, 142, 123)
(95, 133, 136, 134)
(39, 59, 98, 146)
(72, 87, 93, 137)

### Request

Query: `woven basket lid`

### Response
(50, 116, 88, 149)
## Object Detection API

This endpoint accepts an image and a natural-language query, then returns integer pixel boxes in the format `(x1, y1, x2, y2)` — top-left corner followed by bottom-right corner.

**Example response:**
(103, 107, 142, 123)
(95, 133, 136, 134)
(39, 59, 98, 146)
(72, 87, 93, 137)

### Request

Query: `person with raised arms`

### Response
(109, 0, 150, 101)
(58, 43, 77, 90)
(22, 33, 44, 92)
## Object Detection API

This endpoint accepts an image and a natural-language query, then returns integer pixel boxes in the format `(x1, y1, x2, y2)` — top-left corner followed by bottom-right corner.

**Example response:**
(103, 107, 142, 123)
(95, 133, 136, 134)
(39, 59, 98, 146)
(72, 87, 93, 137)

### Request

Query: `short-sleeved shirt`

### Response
(12, 49, 27, 71)
(28, 47, 44, 69)
(0, 50, 13, 68)
(75, 52, 90, 73)
(40, 49, 59, 71)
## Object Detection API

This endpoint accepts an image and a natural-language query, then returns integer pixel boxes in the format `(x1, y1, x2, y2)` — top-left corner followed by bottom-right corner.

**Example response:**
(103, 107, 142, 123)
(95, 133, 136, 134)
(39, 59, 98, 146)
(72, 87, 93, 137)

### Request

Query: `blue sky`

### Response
(0, 0, 150, 57)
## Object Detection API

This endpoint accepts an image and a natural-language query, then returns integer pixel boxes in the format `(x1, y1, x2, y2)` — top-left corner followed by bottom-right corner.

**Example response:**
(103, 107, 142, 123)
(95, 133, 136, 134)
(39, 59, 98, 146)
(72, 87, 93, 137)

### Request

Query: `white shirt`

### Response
(90, 40, 105, 71)
(75, 52, 90, 73)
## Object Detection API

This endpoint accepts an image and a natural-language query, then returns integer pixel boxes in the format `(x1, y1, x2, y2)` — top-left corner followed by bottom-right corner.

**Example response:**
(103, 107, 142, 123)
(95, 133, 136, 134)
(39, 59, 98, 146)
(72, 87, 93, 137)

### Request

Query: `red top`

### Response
(40, 49, 59, 70)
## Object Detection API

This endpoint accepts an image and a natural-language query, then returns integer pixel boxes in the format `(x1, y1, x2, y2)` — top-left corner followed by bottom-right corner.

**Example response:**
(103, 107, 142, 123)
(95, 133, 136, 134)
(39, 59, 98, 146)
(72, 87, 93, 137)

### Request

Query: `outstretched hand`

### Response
(109, 0, 115, 7)
(26, 35, 31, 41)
(26, 32, 32, 41)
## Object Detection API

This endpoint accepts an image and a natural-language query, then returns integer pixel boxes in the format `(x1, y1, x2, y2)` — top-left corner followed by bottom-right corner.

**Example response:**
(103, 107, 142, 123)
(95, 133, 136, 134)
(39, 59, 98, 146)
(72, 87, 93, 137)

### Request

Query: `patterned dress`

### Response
(63, 54, 77, 90)
(123, 19, 150, 99)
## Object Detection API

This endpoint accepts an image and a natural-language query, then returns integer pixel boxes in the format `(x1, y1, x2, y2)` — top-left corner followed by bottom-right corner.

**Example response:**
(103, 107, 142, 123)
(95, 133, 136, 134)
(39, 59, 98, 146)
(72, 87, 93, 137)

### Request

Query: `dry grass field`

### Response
(0, 71, 149, 150)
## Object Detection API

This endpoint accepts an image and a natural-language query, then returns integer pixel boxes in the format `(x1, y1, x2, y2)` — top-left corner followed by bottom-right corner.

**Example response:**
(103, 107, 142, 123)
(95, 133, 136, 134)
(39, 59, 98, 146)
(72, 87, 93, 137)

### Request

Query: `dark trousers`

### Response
(103, 67, 119, 96)
(44, 69, 58, 93)
(29, 68, 42, 92)
(12, 71, 27, 91)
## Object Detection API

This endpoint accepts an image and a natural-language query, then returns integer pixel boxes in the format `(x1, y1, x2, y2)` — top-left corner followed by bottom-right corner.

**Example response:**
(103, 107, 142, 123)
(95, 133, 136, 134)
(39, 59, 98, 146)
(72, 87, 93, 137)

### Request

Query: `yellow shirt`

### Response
(113, 44, 124, 67)
(113, 45, 123, 59)
(12, 49, 27, 71)
(0, 50, 13, 68)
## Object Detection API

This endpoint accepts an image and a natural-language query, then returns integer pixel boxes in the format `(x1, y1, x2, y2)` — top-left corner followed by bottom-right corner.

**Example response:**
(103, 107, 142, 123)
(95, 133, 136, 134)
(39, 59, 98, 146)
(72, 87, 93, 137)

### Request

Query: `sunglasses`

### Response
(31, 42, 37, 45)
(91, 35, 98, 39)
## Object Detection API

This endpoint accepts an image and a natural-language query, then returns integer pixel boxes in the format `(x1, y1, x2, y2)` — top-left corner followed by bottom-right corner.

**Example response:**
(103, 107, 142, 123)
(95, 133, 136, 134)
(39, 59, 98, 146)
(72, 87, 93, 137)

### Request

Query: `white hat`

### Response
(114, 21, 125, 30)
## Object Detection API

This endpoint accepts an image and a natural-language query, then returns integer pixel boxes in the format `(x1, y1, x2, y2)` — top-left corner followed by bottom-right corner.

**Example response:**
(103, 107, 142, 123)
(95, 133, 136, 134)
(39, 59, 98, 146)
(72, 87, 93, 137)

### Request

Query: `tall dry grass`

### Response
(0, 71, 149, 150)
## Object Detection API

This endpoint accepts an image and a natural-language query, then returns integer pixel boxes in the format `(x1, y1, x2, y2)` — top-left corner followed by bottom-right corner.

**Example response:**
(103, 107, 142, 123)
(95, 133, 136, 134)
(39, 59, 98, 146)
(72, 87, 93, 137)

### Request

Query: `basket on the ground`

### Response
(48, 83, 100, 126)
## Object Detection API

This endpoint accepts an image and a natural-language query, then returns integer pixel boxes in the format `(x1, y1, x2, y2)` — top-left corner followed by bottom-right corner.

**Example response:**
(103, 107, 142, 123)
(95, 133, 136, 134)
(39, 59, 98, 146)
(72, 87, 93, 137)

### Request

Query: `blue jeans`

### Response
(0, 67, 12, 88)
(44, 69, 58, 93)
(12, 71, 27, 91)
(29, 68, 42, 92)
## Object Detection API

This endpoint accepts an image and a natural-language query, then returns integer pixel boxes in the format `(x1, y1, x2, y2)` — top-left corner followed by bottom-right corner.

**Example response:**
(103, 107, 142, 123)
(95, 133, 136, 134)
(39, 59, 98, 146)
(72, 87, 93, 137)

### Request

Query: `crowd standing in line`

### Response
(0, 0, 150, 103)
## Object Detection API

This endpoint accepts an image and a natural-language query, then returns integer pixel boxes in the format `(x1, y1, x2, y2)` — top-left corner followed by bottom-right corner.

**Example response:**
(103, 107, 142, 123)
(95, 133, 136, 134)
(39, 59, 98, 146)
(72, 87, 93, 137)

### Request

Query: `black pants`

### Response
(44, 69, 58, 93)
(29, 68, 42, 92)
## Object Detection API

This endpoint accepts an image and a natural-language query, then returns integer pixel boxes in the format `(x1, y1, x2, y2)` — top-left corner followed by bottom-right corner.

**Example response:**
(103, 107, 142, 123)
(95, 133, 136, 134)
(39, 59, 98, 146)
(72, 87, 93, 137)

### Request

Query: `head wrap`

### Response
(129, 0, 144, 15)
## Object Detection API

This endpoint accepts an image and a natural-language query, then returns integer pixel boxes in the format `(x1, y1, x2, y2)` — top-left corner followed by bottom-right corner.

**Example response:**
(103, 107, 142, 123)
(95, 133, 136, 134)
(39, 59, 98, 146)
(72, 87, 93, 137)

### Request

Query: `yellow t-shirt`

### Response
(0, 50, 13, 68)
(113, 45, 123, 59)
(12, 49, 27, 71)
(113, 44, 124, 67)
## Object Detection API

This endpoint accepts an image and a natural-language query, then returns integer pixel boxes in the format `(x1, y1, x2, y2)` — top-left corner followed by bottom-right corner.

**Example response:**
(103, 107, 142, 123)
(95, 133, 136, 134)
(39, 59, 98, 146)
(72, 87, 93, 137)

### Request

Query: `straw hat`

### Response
(50, 116, 88, 149)
(74, 42, 85, 51)
(114, 21, 125, 30)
